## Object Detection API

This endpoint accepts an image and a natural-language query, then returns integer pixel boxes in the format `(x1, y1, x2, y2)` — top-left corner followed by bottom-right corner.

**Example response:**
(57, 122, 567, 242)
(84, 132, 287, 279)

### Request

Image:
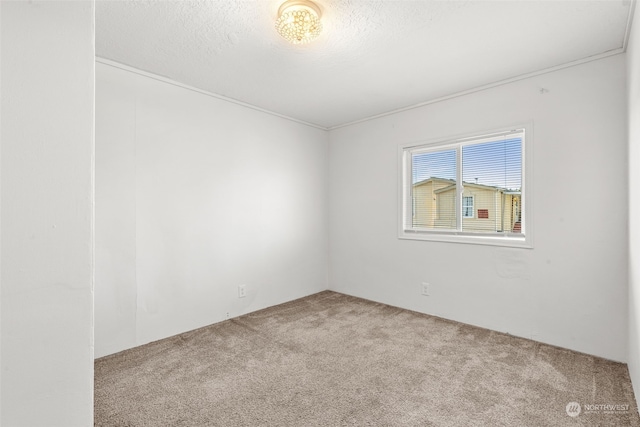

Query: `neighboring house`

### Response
(413, 177, 521, 233)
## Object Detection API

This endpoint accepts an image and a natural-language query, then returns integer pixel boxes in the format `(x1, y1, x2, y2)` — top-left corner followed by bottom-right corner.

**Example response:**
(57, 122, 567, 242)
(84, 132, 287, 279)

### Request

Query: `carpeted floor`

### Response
(95, 291, 639, 426)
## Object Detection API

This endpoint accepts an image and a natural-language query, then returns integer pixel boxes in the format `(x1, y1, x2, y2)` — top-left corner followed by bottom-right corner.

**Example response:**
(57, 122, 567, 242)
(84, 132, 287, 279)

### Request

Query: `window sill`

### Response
(398, 230, 533, 249)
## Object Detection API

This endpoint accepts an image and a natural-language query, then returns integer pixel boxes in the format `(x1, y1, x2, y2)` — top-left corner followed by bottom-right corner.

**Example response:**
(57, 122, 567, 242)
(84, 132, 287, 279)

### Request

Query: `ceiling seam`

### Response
(623, 0, 637, 52)
(95, 57, 329, 131)
(328, 48, 626, 131)
(98, 45, 629, 133)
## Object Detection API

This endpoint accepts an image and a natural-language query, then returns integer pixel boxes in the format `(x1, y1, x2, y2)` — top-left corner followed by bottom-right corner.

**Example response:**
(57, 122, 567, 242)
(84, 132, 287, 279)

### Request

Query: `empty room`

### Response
(3, 0, 640, 425)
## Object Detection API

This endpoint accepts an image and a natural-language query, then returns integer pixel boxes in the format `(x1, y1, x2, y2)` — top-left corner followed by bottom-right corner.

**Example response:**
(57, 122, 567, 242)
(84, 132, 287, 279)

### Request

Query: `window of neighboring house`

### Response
(398, 126, 531, 248)
(462, 196, 474, 218)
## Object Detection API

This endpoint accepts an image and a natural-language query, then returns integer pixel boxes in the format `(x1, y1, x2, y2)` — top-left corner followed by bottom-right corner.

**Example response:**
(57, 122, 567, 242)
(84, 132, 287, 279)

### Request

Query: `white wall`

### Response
(628, 0, 640, 401)
(1, 1, 95, 426)
(329, 55, 628, 362)
(95, 62, 329, 357)
(0, 3, 3, 421)
(0, 2, 3, 421)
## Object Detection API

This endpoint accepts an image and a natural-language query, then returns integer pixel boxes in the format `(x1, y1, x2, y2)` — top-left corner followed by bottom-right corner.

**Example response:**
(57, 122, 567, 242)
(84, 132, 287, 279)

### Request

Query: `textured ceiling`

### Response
(96, 0, 634, 129)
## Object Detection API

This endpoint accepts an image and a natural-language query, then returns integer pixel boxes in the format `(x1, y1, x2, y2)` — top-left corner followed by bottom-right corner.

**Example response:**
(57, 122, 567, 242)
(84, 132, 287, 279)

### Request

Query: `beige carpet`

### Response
(95, 291, 638, 426)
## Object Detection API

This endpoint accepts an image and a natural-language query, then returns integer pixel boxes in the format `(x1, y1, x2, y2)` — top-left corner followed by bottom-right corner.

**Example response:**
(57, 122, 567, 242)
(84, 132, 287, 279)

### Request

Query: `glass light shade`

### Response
(275, 0, 322, 45)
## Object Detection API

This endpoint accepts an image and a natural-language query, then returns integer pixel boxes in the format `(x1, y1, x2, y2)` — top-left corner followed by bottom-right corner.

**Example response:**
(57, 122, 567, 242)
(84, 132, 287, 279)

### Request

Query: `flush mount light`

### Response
(275, 0, 322, 45)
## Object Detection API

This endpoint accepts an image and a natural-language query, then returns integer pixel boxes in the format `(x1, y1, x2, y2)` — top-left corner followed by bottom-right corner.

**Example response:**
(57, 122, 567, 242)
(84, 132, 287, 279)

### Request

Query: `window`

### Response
(398, 126, 531, 247)
(462, 196, 474, 218)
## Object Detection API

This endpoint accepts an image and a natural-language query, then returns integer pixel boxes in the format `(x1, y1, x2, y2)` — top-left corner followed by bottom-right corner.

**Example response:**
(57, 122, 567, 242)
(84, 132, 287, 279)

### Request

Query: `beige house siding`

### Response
(412, 179, 521, 233)
(460, 188, 502, 233)
(413, 181, 434, 227)
(502, 194, 513, 231)
(413, 179, 456, 228)
(435, 189, 456, 229)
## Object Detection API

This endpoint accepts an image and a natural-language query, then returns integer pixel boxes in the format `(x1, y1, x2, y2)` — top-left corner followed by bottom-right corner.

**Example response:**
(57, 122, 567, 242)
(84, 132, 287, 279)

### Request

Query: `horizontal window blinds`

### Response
(408, 130, 524, 236)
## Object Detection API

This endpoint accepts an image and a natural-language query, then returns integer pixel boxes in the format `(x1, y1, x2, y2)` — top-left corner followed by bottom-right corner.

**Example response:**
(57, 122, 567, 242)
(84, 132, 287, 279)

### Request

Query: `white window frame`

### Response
(462, 196, 474, 218)
(398, 124, 533, 248)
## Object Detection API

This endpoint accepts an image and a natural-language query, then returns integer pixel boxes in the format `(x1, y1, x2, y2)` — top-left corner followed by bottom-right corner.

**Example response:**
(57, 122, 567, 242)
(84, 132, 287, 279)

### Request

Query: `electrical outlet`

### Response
(226, 312, 230, 319)
(238, 284, 247, 298)
(421, 282, 430, 296)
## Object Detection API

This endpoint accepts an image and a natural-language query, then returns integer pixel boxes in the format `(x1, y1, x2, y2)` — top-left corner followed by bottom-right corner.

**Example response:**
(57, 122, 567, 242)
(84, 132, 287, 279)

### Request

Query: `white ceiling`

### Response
(96, 0, 634, 129)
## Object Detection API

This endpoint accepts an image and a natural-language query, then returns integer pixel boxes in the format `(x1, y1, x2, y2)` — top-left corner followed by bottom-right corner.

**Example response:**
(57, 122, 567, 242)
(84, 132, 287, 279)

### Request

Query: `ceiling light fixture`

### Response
(275, 0, 322, 45)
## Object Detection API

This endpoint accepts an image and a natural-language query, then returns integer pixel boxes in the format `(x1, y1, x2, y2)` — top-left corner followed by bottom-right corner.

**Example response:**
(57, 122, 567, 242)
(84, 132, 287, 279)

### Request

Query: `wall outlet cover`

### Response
(421, 282, 430, 296)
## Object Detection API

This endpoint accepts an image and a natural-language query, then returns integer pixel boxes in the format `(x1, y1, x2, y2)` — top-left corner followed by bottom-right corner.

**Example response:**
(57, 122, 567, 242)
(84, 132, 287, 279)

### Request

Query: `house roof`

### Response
(414, 177, 520, 195)
(413, 177, 455, 187)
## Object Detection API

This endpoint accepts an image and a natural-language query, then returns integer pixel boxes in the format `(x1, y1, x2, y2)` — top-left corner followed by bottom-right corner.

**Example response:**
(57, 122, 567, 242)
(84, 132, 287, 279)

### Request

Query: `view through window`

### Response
(402, 129, 525, 242)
